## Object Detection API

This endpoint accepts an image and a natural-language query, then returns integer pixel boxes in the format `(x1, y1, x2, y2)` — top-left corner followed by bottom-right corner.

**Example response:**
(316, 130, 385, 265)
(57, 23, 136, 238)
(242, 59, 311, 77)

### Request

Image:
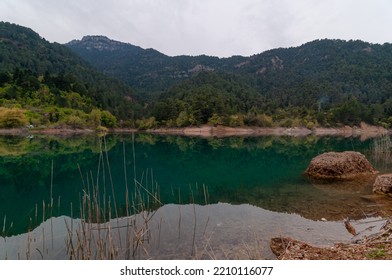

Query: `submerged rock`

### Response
(373, 174, 392, 196)
(305, 151, 377, 180)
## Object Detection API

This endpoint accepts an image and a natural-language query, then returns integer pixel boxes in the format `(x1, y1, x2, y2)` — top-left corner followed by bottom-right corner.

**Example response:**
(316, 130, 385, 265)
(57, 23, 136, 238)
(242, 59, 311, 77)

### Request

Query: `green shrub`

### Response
(256, 114, 273, 127)
(88, 109, 101, 127)
(244, 113, 273, 127)
(208, 114, 224, 126)
(228, 114, 244, 127)
(100, 110, 117, 128)
(65, 115, 85, 129)
(136, 117, 157, 130)
(176, 111, 190, 127)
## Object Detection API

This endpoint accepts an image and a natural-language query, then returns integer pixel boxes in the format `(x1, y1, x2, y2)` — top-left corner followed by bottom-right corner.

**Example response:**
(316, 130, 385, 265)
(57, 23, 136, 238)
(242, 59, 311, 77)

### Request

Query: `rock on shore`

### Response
(373, 174, 392, 196)
(305, 151, 377, 180)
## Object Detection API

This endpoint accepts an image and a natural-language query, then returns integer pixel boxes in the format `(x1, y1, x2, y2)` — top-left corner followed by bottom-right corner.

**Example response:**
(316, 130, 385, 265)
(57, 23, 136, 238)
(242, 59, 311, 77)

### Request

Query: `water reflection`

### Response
(2, 203, 386, 260)
(0, 134, 391, 238)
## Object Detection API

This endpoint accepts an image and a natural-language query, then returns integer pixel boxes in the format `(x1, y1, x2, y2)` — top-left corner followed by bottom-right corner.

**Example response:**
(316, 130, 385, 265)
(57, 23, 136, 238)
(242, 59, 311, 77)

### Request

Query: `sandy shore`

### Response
(147, 122, 389, 139)
(0, 128, 95, 136)
(0, 122, 388, 138)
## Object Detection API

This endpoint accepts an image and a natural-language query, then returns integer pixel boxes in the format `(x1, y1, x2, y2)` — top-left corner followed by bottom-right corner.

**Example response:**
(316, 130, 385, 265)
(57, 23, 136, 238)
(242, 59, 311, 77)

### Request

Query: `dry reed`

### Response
(2, 134, 264, 260)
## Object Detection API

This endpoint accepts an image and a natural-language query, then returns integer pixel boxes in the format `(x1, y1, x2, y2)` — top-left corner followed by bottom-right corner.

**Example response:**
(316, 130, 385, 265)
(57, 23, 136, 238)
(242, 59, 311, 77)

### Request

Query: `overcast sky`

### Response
(1, 0, 391, 57)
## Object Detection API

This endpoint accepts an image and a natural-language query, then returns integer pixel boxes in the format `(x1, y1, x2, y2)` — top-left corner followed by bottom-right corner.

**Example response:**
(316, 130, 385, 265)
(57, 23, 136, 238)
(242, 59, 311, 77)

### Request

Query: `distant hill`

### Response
(67, 35, 392, 128)
(232, 39, 392, 107)
(66, 35, 225, 96)
(0, 22, 140, 124)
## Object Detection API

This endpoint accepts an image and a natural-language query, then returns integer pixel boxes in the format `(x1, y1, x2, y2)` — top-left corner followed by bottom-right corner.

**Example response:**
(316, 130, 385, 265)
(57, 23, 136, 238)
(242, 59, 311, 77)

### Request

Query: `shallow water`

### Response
(0, 134, 391, 259)
(1, 203, 386, 260)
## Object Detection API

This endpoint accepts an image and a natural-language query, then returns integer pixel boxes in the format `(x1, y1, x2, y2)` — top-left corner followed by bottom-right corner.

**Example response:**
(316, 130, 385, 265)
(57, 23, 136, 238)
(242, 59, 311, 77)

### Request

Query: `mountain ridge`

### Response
(2, 22, 392, 129)
(66, 35, 392, 128)
(66, 35, 392, 94)
(65, 35, 226, 94)
(67, 35, 145, 53)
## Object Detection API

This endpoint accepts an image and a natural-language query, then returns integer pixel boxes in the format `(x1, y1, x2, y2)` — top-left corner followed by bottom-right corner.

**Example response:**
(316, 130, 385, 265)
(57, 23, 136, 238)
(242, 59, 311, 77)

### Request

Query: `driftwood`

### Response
(359, 219, 392, 243)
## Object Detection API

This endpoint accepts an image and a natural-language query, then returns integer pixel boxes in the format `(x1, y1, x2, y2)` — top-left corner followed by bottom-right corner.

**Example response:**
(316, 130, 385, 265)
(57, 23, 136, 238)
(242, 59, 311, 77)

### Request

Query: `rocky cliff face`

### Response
(67, 35, 141, 52)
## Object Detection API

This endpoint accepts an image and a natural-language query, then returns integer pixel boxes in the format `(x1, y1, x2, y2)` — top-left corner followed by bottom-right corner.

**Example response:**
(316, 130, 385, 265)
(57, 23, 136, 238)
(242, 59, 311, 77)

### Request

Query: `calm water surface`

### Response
(0, 133, 391, 259)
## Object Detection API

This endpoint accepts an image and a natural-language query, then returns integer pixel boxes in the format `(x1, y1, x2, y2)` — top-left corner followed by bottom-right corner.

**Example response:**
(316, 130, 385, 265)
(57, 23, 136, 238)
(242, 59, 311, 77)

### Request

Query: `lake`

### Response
(0, 133, 391, 259)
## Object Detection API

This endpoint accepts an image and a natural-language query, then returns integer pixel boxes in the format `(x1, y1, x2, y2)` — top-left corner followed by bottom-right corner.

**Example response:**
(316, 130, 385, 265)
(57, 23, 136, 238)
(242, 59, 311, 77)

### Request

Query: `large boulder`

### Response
(373, 174, 392, 196)
(305, 151, 377, 180)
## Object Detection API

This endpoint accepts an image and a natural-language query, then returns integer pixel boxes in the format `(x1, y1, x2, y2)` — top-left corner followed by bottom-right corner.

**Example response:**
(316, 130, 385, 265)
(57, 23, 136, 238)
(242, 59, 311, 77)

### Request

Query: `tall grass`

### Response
(1, 134, 264, 260)
(62, 135, 164, 259)
(370, 136, 392, 171)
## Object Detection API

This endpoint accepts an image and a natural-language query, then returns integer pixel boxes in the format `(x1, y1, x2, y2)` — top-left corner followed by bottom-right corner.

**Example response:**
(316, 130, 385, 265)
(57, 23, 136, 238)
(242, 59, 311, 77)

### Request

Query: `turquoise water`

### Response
(0, 133, 389, 238)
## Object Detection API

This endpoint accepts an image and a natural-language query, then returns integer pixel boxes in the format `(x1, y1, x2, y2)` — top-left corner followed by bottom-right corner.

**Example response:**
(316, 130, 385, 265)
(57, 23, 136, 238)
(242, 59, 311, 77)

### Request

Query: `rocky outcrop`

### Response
(373, 174, 392, 196)
(305, 151, 377, 180)
(67, 36, 133, 52)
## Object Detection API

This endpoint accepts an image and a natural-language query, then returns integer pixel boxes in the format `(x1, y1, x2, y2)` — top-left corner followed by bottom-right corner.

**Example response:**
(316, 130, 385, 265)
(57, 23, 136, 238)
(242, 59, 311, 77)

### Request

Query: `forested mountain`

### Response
(66, 35, 224, 97)
(0, 22, 140, 129)
(68, 35, 392, 128)
(2, 22, 392, 130)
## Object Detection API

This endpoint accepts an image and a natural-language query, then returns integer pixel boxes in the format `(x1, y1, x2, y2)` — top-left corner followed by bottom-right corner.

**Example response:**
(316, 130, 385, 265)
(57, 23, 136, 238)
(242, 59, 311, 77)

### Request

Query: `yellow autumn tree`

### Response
(0, 107, 28, 128)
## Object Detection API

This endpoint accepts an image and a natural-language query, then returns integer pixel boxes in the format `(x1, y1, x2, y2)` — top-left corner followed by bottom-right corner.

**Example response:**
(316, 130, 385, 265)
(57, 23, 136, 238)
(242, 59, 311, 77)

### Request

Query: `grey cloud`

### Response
(0, 0, 391, 57)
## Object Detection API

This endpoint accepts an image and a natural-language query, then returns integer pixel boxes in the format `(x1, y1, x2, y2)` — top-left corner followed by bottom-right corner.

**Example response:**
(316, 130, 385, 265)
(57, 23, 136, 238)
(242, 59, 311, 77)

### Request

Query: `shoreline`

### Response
(0, 122, 388, 138)
(270, 217, 392, 260)
(0, 128, 96, 136)
(146, 122, 389, 139)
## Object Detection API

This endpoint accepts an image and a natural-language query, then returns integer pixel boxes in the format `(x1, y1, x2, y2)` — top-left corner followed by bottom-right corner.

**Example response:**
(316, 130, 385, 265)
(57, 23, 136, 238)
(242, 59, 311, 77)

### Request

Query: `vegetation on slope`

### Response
(68, 36, 392, 129)
(0, 22, 141, 129)
(3, 22, 392, 130)
(0, 69, 117, 129)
